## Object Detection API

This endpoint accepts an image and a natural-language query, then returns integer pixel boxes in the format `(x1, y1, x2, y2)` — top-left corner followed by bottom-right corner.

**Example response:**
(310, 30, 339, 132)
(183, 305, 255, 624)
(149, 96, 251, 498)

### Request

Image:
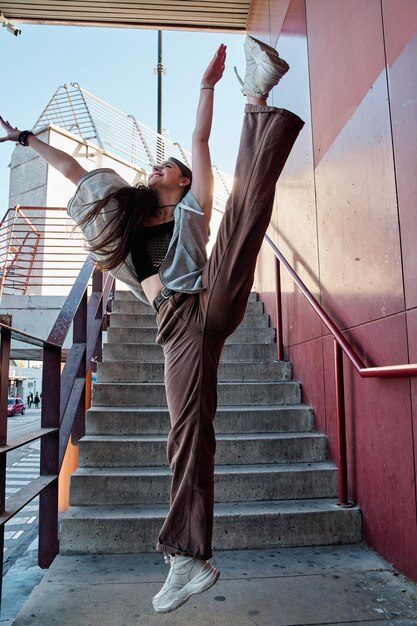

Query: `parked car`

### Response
(7, 397, 25, 416)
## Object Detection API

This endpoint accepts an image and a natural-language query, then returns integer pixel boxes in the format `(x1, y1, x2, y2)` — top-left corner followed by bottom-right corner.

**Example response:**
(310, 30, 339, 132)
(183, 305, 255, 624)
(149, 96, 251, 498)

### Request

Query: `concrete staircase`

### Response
(60, 291, 361, 554)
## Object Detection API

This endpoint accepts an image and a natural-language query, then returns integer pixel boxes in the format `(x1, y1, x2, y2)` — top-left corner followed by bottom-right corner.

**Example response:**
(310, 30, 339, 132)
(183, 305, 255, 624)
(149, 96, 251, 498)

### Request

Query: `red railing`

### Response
(0, 206, 85, 298)
(265, 234, 417, 506)
(0, 257, 114, 605)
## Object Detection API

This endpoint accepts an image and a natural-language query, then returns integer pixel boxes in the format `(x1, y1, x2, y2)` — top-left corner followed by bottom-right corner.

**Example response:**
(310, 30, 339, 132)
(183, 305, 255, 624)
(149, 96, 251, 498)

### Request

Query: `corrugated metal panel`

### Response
(0, 0, 252, 31)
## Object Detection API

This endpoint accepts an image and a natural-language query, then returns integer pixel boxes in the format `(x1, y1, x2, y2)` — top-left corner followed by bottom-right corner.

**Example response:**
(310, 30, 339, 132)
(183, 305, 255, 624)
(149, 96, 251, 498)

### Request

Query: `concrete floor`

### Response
(2, 543, 417, 626)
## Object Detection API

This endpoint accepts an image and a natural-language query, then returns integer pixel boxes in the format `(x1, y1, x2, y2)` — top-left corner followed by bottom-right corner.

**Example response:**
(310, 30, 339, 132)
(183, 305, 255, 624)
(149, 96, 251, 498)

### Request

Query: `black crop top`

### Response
(131, 220, 175, 282)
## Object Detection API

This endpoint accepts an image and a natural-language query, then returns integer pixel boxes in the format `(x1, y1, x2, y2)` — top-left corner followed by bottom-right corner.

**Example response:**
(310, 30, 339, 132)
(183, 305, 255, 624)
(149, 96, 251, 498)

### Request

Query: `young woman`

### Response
(0, 37, 304, 614)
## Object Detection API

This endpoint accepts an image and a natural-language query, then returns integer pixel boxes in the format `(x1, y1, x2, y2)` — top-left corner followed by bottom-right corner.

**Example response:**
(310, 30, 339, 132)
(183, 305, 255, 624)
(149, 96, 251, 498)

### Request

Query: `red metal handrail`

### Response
(265, 233, 417, 506)
(0, 257, 114, 606)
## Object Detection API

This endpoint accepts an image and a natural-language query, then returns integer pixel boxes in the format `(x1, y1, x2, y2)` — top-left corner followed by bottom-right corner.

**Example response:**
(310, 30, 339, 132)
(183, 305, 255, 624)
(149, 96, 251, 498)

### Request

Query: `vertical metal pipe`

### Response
(275, 257, 284, 361)
(72, 291, 87, 444)
(0, 207, 19, 302)
(0, 326, 11, 446)
(334, 340, 349, 506)
(156, 30, 165, 164)
(157, 30, 163, 136)
(0, 463, 5, 607)
(0, 326, 8, 607)
(93, 269, 104, 363)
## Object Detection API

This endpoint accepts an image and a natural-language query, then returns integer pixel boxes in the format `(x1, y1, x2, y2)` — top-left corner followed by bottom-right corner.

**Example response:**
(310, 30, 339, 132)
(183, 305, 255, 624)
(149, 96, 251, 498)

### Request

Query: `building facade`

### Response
(251, 0, 417, 581)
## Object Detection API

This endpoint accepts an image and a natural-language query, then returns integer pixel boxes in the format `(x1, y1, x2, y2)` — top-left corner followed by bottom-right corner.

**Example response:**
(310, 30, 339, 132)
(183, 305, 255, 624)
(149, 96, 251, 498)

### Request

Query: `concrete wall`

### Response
(249, 0, 417, 581)
(0, 294, 72, 348)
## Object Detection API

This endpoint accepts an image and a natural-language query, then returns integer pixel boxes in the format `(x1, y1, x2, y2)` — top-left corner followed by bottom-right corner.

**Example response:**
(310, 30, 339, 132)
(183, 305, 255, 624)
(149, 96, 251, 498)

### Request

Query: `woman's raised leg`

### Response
(201, 103, 304, 337)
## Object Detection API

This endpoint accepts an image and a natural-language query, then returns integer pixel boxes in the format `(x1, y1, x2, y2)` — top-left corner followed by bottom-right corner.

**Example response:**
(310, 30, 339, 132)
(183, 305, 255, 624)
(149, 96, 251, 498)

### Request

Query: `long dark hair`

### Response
(77, 183, 158, 271)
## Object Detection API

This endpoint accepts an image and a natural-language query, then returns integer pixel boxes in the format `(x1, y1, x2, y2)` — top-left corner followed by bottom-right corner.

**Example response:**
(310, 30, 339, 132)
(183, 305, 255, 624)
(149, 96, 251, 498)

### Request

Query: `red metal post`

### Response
(92, 269, 104, 363)
(274, 257, 284, 361)
(0, 325, 11, 446)
(38, 344, 61, 568)
(0, 463, 4, 601)
(24, 232, 41, 294)
(72, 291, 87, 443)
(0, 208, 18, 300)
(0, 324, 10, 602)
(334, 340, 349, 506)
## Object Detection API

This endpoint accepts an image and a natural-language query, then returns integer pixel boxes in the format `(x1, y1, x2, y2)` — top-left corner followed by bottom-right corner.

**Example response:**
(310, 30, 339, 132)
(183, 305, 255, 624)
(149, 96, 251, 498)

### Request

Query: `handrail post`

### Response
(0, 324, 11, 446)
(39, 344, 61, 567)
(334, 340, 349, 506)
(275, 257, 284, 361)
(0, 325, 11, 602)
(72, 291, 87, 443)
(92, 268, 104, 364)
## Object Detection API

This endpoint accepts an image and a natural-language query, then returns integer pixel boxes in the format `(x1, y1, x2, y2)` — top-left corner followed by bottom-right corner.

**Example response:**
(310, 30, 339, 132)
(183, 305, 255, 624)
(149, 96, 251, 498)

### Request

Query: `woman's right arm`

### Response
(0, 116, 87, 186)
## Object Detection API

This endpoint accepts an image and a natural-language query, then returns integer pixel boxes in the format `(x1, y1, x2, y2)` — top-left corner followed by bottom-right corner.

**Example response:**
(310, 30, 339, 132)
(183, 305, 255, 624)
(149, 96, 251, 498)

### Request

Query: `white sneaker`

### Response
(152, 554, 220, 614)
(236, 35, 289, 98)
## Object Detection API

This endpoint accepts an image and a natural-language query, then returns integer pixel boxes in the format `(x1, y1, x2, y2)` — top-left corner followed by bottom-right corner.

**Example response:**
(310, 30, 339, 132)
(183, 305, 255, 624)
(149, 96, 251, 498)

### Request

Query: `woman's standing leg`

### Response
(151, 293, 223, 615)
(155, 293, 223, 561)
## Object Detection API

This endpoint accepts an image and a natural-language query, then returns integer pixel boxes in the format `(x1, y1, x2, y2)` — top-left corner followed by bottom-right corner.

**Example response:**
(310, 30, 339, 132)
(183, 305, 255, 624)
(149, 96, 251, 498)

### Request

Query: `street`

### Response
(4, 409, 42, 574)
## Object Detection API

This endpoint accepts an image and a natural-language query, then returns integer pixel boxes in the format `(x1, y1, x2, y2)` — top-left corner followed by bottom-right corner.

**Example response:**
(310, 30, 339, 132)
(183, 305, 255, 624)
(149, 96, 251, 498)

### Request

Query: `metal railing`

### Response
(0, 206, 85, 299)
(265, 234, 417, 506)
(0, 258, 114, 604)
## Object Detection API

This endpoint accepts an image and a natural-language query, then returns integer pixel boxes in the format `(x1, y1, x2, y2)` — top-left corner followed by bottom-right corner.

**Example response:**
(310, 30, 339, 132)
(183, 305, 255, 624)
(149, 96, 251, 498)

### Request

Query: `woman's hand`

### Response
(201, 43, 226, 87)
(0, 116, 21, 143)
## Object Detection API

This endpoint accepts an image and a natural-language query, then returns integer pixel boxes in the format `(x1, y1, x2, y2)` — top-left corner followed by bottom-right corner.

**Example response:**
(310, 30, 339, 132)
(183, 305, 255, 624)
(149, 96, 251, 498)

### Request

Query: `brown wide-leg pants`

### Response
(155, 104, 304, 560)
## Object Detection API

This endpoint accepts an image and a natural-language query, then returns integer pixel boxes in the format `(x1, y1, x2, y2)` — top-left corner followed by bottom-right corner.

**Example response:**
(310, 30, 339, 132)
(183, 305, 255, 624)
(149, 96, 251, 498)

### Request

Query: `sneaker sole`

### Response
(152, 566, 220, 614)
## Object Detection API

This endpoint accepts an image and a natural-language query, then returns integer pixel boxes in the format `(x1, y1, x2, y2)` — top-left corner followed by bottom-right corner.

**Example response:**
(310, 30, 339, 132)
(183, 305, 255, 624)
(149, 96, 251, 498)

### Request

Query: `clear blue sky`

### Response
(0, 24, 246, 211)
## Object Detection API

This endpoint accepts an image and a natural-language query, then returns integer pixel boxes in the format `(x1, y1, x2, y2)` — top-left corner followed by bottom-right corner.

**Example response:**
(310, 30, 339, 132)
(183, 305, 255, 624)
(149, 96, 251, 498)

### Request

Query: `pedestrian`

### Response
(0, 37, 303, 613)
(34, 392, 40, 408)
(27, 393, 32, 409)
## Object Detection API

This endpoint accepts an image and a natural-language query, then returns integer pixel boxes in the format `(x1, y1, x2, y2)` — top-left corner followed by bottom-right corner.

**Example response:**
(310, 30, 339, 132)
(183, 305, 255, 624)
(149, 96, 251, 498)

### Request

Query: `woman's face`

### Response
(148, 161, 187, 191)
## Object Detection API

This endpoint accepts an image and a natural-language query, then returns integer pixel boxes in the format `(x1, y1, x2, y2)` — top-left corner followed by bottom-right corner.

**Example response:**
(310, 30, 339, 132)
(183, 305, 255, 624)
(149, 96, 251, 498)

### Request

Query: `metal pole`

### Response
(39, 344, 61, 567)
(334, 340, 349, 506)
(275, 257, 284, 361)
(157, 30, 163, 135)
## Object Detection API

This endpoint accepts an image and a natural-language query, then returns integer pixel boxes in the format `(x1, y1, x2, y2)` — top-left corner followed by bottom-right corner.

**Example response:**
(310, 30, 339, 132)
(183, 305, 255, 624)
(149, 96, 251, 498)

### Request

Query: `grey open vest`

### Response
(67, 168, 209, 304)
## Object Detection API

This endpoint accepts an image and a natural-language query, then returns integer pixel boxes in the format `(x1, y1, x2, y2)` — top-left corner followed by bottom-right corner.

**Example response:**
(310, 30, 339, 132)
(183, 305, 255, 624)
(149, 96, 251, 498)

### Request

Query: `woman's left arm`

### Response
(191, 44, 226, 230)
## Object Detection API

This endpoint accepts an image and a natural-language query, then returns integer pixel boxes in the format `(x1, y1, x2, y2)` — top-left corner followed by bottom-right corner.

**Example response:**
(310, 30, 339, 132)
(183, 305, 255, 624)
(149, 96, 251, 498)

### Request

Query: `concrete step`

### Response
(96, 360, 292, 383)
(109, 311, 270, 329)
(106, 326, 276, 345)
(65, 289, 362, 558)
(103, 342, 277, 363)
(59, 499, 362, 554)
(78, 432, 327, 467)
(86, 405, 314, 435)
(111, 299, 265, 316)
(91, 381, 301, 407)
(69, 462, 338, 506)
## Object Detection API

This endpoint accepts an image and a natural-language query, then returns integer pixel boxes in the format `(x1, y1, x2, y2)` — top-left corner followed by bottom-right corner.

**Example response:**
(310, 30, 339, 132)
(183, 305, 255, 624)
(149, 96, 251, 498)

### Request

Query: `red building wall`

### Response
(249, 0, 417, 581)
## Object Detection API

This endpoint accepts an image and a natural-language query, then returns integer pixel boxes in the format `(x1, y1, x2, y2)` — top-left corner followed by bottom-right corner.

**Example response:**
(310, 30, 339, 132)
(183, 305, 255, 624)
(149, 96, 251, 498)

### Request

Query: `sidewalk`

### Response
(4, 543, 417, 625)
